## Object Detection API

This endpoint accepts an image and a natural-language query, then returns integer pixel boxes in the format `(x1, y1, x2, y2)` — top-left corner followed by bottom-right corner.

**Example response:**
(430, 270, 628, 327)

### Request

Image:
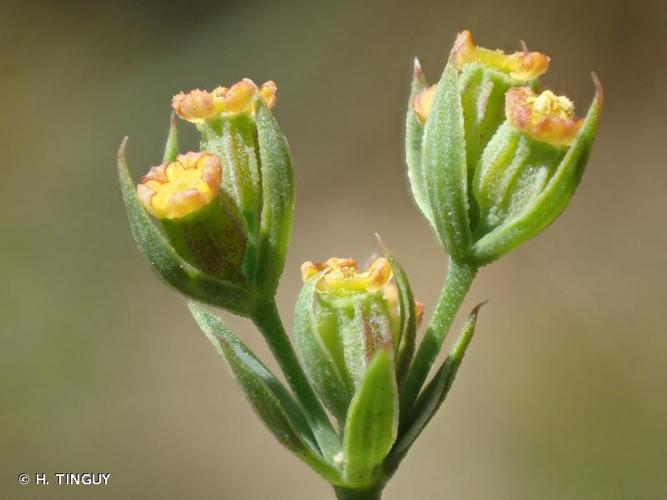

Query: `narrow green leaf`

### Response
(189, 302, 343, 485)
(422, 60, 472, 260)
(405, 58, 433, 225)
(162, 112, 179, 163)
(388, 303, 483, 470)
(254, 99, 295, 296)
(295, 277, 353, 424)
(471, 79, 603, 265)
(343, 349, 398, 487)
(117, 139, 253, 316)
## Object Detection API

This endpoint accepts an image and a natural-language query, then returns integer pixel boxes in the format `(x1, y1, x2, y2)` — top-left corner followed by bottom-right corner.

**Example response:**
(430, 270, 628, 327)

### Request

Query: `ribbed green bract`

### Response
(421, 61, 472, 261)
(342, 348, 398, 487)
(471, 84, 603, 265)
(405, 59, 433, 226)
(117, 139, 253, 316)
(459, 63, 528, 177)
(384, 253, 417, 386)
(295, 277, 354, 424)
(198, 114, 262, 282)
(253, 98, 295, 297)
(189, 302, 343, 485)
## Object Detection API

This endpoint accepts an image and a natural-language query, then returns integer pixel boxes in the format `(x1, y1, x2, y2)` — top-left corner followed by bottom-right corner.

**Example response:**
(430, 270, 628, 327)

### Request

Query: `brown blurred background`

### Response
(2, 0, 666, 498)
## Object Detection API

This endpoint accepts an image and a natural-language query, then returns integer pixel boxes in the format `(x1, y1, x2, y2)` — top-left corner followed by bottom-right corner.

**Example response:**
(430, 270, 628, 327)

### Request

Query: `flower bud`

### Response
(407, 31, 600, 267)
(408, 31, 553, 259)
(294, 257, 399, 421)
(470, 80, 602, 264)
(137, 152, 247, 283)
(169, 79, 293, 298)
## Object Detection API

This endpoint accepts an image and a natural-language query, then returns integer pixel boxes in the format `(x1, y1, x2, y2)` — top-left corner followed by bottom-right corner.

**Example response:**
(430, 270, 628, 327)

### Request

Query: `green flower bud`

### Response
(119, 78, 293, 312)
(137, 151, 247, 283)
(294, 257, 398, 422)
(171, 79, 286, 293)
(470, 80, 603, 264)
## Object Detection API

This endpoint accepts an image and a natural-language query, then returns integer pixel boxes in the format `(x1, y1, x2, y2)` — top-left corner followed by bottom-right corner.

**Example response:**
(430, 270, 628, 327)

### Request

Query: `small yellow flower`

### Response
(452, 30, 550, 81)
(301, 257, 393, 293)
(172, 79, 278, 123)
(171, 89, 218, 123)
(412, 31, 550, 125)
(137, 152, 222, 219)
(505, 87, 583, 146)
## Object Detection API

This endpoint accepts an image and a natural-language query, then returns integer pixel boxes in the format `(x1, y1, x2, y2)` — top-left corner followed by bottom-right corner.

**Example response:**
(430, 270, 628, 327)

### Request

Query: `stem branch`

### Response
(252, 298, 340, 460)
(399, 257, 477, 419)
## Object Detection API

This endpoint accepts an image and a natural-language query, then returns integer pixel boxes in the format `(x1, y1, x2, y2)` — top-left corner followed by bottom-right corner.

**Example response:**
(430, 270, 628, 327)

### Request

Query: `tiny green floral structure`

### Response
(118, 30, 602, 500)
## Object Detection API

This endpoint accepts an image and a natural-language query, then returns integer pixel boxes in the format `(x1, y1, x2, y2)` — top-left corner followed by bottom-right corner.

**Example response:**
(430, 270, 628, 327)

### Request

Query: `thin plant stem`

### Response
(252, 298, 341, 460)
(399, 257, 477, 420)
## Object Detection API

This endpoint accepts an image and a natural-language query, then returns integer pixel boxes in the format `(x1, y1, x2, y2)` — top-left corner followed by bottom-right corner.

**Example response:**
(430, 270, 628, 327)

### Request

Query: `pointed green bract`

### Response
(405, 59, 433, 225)
(117, 140, 253, 316)
(295, 277, 353, 424)
(422, 61, 472, 260)
(189, 302, 344, 485)
(253, 99, 295, 296)
(343, 349, 398, 487)
(162, 113, 179, 164)
(471, 83, 602, 265)
(388, 303, 482, 471)
(384, 253, 416, 386)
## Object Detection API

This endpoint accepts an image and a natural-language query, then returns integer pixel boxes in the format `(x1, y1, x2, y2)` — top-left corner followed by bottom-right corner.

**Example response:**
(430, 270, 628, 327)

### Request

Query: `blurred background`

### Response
(2, 0, 666, 498)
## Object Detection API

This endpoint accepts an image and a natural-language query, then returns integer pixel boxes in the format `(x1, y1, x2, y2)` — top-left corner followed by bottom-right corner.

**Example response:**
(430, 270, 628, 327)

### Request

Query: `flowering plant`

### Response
(118, 31, 601, 499)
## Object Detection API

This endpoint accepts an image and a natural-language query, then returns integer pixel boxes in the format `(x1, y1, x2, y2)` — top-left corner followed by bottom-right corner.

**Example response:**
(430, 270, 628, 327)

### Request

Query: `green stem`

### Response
(334, 486, 384, 500)
(399, 257, 477, 421)
(252, 298, 341, 460)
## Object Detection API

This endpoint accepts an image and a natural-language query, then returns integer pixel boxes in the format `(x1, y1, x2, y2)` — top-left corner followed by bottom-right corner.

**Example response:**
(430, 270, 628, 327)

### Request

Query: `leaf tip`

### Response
(374, 232, 389, 256)
(470, 300, 488, 320)
(413, 57, 423, 78)
(117, 136, 128, 163)
(591, 71, 604, 106)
